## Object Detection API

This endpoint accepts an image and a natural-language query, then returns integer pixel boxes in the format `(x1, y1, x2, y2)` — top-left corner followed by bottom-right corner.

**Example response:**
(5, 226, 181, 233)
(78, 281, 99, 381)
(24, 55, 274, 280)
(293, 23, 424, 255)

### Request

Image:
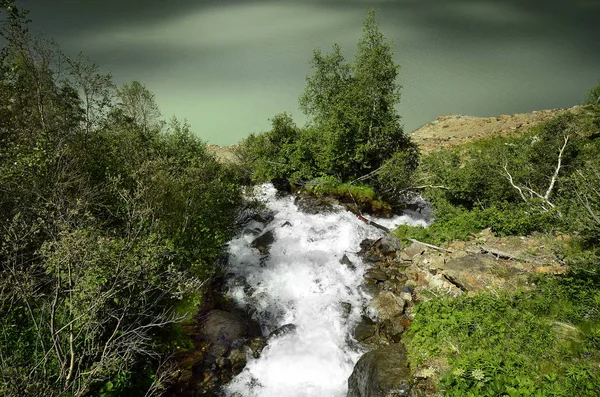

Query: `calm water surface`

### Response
(19, 0, 600, 144)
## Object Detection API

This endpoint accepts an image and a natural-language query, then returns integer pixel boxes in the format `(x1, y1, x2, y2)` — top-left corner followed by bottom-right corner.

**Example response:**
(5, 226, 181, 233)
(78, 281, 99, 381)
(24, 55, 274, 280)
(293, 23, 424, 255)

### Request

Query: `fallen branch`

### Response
(479, 246, 522, 261)
(356, 214, 390, 233)
(409, 238, 452, 253)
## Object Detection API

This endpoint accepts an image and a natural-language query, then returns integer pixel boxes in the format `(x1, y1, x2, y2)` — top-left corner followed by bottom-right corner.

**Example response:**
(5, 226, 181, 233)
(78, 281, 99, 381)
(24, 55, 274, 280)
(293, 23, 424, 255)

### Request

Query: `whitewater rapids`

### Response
(223, 185, 426, 397)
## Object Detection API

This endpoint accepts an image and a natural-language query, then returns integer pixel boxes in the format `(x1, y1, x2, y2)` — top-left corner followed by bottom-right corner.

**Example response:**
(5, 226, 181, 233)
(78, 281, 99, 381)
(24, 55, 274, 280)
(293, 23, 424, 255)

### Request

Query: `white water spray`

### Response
(224, 185, 425, 397)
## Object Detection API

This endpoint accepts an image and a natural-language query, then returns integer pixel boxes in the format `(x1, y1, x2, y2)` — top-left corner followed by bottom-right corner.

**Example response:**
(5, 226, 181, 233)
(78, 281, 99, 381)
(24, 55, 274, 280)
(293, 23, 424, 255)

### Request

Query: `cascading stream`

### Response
(224, 185, 427, 397)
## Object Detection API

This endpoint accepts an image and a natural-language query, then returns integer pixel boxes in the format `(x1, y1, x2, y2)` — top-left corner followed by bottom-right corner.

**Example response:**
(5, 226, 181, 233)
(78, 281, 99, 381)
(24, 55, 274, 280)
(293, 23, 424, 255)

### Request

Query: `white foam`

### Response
(224, 184, 421, 396)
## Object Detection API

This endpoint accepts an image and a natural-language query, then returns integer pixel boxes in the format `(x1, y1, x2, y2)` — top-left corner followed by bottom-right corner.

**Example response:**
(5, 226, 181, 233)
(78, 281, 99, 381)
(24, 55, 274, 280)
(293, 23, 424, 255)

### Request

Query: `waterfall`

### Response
(223, 184, 426, 397)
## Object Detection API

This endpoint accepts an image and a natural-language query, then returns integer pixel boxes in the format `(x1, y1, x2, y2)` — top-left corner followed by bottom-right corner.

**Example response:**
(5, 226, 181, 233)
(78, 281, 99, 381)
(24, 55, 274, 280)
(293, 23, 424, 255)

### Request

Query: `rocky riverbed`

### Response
(167, 186, 566, 397)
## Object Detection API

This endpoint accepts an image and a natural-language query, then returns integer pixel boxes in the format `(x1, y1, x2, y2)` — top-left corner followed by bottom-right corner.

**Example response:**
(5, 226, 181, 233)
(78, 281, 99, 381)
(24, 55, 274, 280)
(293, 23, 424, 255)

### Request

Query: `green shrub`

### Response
(405, 271, 600, 396)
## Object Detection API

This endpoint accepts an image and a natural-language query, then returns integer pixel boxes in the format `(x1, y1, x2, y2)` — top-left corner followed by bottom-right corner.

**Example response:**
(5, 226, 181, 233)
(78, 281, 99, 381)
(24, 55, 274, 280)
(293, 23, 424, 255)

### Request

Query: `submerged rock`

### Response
(268, 323, 297, 340)
(251, 230, 275, 255)
(347, 344, 412, 397)
(340, 254, 357, 271)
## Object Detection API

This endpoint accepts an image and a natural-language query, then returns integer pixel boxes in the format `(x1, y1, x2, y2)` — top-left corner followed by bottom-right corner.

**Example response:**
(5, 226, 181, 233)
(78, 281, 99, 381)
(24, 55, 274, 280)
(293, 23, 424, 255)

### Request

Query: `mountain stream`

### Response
(223, 185, 427, 397)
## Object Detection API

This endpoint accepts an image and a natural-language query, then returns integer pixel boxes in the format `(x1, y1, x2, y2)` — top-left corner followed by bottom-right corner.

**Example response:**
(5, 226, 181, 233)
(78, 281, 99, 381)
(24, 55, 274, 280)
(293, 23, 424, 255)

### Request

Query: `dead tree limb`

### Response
(356, 214, 390, 233)
(502, 134, 569, 211)
(409, 238, 452, 253)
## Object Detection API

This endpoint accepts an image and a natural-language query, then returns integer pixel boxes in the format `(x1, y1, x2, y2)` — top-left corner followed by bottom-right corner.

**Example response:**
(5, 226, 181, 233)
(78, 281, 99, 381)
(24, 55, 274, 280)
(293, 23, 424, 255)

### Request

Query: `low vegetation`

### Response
(405, 272, 600, 396)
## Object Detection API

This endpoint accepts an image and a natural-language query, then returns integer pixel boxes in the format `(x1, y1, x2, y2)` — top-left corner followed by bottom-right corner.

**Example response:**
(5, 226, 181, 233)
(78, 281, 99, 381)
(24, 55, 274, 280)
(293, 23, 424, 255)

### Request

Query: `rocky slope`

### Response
(346, 227, 568, 397)
(409, 106, 581, 152)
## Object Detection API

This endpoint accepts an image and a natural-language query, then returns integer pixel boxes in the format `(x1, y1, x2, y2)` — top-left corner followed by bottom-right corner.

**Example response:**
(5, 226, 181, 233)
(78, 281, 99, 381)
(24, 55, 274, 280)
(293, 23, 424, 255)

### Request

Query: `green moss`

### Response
(304, 177, 392, 215)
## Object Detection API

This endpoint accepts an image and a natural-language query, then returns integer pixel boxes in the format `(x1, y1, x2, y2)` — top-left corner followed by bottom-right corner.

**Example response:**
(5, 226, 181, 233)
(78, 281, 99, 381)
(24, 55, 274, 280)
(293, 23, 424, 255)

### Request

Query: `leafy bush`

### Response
(0, 15, 243, 396)
(304, 177, 392, 215)
(585, 81, 600, 105)
(241, 9, 418, 194)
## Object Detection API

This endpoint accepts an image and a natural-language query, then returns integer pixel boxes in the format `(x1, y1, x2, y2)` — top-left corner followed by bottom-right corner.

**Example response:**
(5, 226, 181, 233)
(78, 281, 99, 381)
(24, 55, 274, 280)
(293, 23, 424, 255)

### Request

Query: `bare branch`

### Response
(544, 134, 569, 201)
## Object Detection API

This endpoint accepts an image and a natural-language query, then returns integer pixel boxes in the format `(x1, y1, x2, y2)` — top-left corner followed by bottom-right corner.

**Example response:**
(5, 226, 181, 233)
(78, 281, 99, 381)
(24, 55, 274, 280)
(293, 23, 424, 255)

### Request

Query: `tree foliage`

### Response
(0, 11, 242, 396)
(243, 9, 417, 193)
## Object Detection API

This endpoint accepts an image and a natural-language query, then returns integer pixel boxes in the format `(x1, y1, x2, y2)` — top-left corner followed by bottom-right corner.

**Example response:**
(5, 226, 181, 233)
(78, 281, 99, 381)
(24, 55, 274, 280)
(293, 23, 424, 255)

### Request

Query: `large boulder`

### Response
(200, 309, 248, 346)
(347, 344, 412, 397)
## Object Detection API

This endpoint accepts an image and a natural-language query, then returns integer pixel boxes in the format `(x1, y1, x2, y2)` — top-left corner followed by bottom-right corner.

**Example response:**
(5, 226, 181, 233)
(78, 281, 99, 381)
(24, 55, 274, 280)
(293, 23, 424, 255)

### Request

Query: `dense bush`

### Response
(0, 7, 242, 396)
(241, 9, 418, 193)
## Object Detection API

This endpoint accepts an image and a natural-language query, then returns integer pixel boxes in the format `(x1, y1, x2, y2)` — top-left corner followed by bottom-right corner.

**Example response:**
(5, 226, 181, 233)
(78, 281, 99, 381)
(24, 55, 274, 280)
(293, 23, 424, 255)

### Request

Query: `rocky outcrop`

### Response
(411, 106, 581, 152)
(347, 344, 412, 397)
(347, 228, 567, 396)
(169, 308, 264, 396)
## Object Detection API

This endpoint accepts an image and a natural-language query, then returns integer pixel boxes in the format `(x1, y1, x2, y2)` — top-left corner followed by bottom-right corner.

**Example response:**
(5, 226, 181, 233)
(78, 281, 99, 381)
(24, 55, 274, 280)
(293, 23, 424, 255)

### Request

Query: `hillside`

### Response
(208, 106, 583, 160)
(409, 106, 582, 152)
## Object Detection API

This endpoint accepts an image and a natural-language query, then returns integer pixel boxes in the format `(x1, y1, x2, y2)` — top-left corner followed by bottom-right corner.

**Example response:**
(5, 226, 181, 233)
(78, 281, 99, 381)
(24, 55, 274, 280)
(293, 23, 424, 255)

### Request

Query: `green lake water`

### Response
(19, 0, 600, 144)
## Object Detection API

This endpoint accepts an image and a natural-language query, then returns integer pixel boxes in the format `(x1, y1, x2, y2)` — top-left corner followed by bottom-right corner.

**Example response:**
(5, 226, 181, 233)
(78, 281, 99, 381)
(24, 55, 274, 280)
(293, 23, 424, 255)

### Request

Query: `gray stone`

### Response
(268, 323, 297, 340)
(353, 316, 377, 341)
(370, 291, 405, 321)
(347, 344, 412, 397)
(251, 230, 275, 254)
(403, 242, 425, 258)
(376, 235, 403, 255)
(340, 254, 357, 271)
(364, 268, 388, 282)
(428, 254, 445, 271)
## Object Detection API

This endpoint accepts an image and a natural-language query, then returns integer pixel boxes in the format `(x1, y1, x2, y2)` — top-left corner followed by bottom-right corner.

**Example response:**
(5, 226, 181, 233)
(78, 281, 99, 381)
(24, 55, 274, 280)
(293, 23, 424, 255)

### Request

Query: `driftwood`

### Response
(479, 246, 522, 261)
(478, 245, 548, 266)
(409, 238, 452, 253)
(356, 214, 390, 233)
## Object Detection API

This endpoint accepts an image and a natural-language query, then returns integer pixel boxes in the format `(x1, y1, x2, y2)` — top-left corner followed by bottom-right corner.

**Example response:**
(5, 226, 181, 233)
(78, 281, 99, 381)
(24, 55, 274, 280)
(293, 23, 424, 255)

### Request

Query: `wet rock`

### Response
(268, 323, 297, 340)
(294, 193, 339, 214)
(347, 344, 412, 397)
(340, 254, 357, 271)
(369, 291, 405, 321)
(359, 239, 377, 253)
(215, 356, 231, 371)
(353, 316, 377, 341)
(250, 212, 274, 225)
(341, 302, 352, 318)
(227, 348, 247, 375)
(199, 310, 248, 350)
(360, 282, 380, 297)
(245, 336, 267, 359)
(251, 230, 275, 255)
(364, 268, 388, 282)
